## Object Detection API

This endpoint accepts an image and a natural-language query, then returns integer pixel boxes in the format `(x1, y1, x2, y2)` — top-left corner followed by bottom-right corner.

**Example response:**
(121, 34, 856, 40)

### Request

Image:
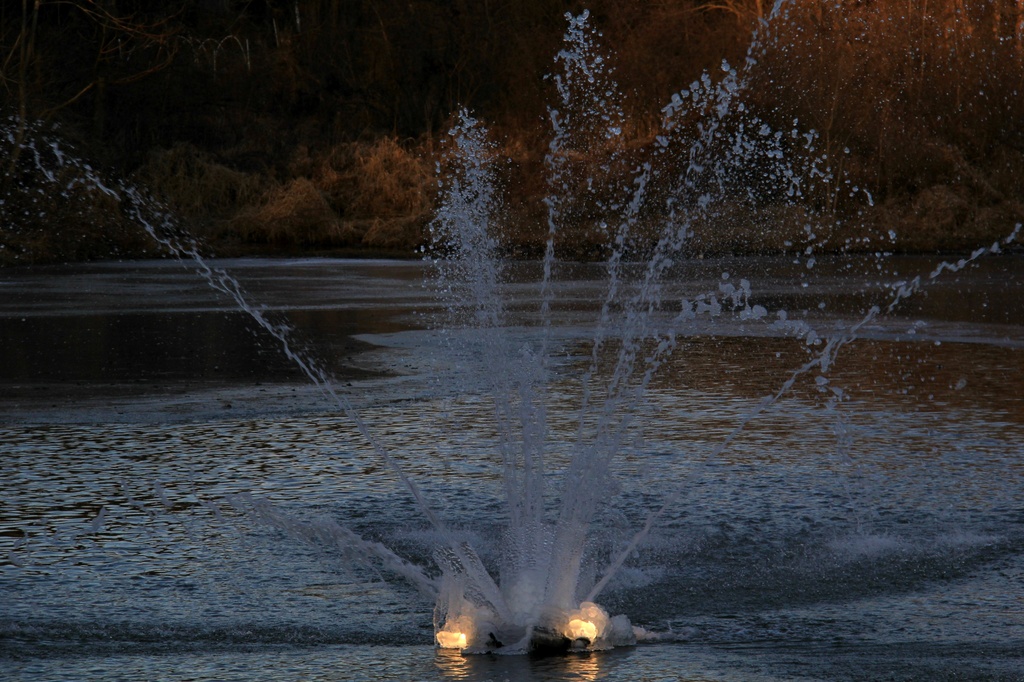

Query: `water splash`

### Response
(3, 6, 1019, 659)
(421, 8, 1019, 654)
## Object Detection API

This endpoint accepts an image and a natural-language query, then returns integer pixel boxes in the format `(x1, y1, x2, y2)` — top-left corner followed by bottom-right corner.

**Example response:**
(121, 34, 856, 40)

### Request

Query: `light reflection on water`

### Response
(2, 258, 1023, 680)
(3, 645, 757, 682)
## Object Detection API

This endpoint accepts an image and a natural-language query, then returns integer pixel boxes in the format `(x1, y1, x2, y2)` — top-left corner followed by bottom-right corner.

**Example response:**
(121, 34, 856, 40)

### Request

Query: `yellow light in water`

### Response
(436, 630, 468, 649)
(567, 618, 598, 641)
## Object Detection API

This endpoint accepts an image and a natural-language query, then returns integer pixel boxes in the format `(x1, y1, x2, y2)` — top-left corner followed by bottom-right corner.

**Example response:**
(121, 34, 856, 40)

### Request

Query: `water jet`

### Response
(3, 4, 1023, 680)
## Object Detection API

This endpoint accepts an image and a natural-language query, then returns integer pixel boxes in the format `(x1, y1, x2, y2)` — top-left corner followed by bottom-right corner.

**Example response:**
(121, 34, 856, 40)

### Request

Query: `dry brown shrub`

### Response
(320, 138, 433, 219)
(754, 0, 1024, 203)
(310, 137, 434, 250)
(870, 186, 1024, 252)
(231, 178, 348, 246)
(360, 216, 427, 249)
(203, 137, 436, 252)
(134, 143, 263, 225)
(684, 202, 819, 256)
(1, 150, 157, 265)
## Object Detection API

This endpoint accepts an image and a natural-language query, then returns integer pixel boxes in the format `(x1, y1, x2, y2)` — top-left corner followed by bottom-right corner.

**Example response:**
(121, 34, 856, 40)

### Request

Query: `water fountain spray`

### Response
(3, 4, 1019, 659)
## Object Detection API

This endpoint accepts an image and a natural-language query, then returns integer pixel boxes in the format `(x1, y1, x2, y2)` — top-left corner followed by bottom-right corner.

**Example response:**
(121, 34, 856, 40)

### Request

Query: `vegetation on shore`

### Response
(2, 0, 1023, 265)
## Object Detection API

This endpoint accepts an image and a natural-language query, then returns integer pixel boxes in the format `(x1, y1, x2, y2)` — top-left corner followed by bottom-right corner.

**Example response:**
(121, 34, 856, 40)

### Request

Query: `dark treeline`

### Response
(1, 1, 745, 146)
(4, 1, 557, 148)
(2, 0, 1023, 263)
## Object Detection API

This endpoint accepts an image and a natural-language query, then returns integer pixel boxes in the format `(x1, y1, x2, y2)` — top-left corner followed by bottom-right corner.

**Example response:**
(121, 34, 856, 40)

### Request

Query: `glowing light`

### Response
(436, 630, 468, 649)
(567, 618, 598, 641)
(563, 602, 611, 644)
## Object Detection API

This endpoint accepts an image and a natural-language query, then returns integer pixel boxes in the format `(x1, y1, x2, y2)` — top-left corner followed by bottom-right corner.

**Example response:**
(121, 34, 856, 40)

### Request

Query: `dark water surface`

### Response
(2, 257, 1023, 681)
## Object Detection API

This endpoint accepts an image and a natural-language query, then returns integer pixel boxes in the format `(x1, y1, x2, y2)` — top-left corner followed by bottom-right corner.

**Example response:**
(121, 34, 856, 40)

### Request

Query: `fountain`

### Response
(3, 3, 1023, 678)
(412, 7, 1021, 655)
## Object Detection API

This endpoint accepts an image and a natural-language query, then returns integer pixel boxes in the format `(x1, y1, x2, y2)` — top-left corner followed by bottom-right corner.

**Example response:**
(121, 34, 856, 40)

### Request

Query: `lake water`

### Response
(2, 256, 1023, 681)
